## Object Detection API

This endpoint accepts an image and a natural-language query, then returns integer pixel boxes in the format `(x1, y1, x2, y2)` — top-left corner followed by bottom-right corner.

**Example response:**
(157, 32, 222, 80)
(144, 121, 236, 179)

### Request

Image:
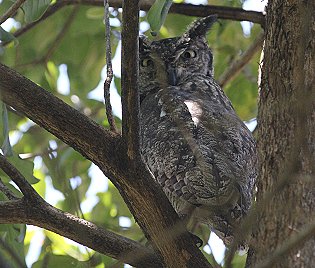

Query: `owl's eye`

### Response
(141, 58, 154, 67)
(182, 49, 197, 59)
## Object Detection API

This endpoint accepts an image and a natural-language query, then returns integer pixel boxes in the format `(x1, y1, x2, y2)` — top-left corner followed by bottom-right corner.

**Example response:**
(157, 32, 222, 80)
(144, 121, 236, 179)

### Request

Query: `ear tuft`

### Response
(184, 15, 218, 39)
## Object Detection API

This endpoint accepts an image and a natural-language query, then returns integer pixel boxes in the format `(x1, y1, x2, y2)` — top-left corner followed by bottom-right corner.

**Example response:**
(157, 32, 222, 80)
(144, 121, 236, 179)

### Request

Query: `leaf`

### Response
(32, 254, 85, 268)
(0, 101, 13, 156)
(147, 0, 173, 35)
(0, 224, 27, 268)
(0, 26, 17, 44)
(86, 7, 104, 19)
(5, 153, 39, 184)
(45, 61, 59, 90)
(23, 0, 51, 23)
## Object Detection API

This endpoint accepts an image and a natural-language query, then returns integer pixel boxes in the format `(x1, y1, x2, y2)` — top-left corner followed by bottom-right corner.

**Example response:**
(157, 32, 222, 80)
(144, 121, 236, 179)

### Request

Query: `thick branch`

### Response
(121, 0, 141, 160)
(117, 1, 213, 267)
(0, 199, 161, 267)
(0, 61, 211, 268)
(0, 63, 120, 175)
(4, 0, 265, 46)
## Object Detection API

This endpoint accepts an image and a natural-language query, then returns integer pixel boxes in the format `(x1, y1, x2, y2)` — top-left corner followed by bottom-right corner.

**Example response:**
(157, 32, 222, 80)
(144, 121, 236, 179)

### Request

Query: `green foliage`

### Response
(22, 0, 51, 23)
(0, 224, 27, 268)
(0, 101, 13, 155)
(0, 26, 17, 44)
(147, 0, 173, 35)
(0, 152, 39, 184)
(0, 0, 260, 266)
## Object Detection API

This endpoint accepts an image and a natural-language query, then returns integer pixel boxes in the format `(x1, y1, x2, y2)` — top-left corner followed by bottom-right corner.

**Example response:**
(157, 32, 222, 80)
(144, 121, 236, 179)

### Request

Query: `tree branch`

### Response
(218, 31, 264, 87)
(43, 5, 79, 62)
(0, 199, 162, 267)
(0, 60, 211, 267)
(2, 0, 265, 46)
(0, 63, 120, 175)
(0, 150, 162, 266)
(121, 0, 141, 160)
(0, 0, 26, 25)
(14, 6, 79, 69)
(0, 177, 18, 200)
(104, 0, 118, 133)
(1, 1, 216, 263)
(0, 154, 39, 200)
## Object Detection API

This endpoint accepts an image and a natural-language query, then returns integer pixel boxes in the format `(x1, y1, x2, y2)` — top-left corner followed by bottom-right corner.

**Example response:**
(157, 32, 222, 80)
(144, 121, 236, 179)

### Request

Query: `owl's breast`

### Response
(140, 80, 257, 213)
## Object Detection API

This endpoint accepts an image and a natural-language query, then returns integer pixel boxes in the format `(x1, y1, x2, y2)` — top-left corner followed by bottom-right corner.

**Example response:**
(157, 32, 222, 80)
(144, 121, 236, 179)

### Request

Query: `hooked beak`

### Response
(167, 66, 177, 86)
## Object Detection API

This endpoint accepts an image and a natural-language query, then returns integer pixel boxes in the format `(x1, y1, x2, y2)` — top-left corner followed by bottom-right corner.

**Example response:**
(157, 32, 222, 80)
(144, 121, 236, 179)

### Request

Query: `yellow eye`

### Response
(141, 58, 154, 67)
(182, 49, 197, 59)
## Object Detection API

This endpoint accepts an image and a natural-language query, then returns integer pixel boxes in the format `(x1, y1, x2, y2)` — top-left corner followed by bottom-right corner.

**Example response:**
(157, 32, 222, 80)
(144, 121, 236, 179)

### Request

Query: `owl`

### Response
(139, 15, 257, 248)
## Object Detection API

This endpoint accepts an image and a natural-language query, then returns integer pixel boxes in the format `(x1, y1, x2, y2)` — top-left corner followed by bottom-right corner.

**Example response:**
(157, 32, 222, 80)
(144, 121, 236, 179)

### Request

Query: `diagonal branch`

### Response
(0, 154, 39, 200)
(218, 31, 264, 87)
(0, 0, 26, 25)
(14, 6, 79, 68)
(0, 58, 211, 268)
(0, 63, 120, 175)
(0, 199, 162, 267)
(0, 177, 18, 200)
(43, 5, 79, 62)
(0, 151, 162, 267)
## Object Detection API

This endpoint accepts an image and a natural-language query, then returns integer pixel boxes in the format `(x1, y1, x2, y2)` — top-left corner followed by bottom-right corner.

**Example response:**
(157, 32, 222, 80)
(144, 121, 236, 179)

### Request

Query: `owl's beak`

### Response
(167, 67, 177, 86)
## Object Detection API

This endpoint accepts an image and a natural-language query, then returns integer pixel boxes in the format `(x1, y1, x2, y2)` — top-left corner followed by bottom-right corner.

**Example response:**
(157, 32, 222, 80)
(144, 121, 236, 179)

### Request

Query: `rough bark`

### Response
(0, 59, 211, 268)
(248, 1, 315, 267)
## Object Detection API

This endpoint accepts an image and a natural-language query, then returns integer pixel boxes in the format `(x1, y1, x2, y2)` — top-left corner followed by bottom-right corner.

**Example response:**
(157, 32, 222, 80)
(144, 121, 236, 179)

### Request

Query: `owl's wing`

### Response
(140, 78, 257, 214)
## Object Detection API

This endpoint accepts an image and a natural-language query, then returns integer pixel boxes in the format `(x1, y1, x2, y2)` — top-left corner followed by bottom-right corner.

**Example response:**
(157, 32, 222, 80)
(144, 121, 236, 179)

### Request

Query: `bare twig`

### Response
(0, 154, 39, 200)
(2, 0, 265, 46)
(14, 6, 79, 68)
(255, 221, 315, 268)
(168, 3, 265, 25)
(121, 0, 141, 160)
(0, 0, 26, 25)
(20, 143, 68, 160)
(0, 177, 18, 200)
(218, 31, 264, 87)
(104, 0, 118, 133)
(44, 6, 79, 61)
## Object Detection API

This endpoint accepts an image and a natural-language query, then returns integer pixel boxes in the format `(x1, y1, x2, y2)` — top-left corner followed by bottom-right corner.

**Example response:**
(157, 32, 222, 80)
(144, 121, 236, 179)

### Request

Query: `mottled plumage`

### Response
(139, 15, 257, 247)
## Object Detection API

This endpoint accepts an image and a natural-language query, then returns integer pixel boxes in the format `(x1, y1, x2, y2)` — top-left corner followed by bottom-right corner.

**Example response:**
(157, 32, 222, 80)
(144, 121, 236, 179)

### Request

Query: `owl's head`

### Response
(139, 15, 217, 101)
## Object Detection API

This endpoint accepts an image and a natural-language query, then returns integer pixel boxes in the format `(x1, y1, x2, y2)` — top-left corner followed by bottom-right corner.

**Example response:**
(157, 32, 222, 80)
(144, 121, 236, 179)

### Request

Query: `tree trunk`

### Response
(248, 1, 315, 267)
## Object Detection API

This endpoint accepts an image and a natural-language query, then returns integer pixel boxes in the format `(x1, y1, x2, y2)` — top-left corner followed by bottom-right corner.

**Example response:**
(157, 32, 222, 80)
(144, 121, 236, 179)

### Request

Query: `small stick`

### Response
(104, 0, 118, 133)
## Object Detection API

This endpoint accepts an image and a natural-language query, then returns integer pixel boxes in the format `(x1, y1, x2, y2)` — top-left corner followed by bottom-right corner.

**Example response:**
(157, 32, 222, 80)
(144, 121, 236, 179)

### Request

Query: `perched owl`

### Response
(139, 15, 257, 247)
